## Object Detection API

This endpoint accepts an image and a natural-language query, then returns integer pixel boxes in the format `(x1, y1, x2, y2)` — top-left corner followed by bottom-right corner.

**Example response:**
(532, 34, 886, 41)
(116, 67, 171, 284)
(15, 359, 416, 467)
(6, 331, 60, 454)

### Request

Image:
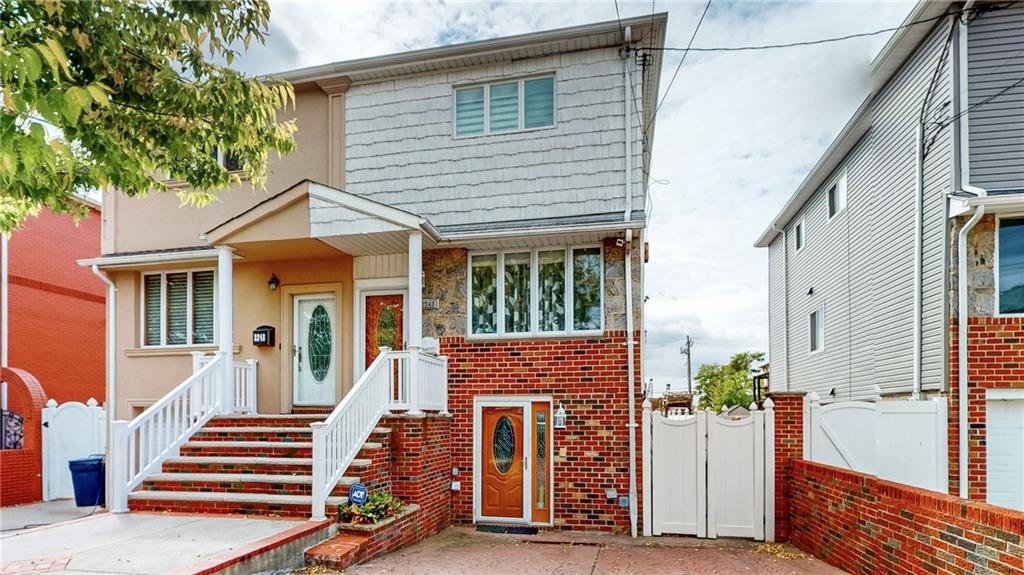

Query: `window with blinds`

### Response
(142, 270, 216, 346)
(454, 75, 555, 137)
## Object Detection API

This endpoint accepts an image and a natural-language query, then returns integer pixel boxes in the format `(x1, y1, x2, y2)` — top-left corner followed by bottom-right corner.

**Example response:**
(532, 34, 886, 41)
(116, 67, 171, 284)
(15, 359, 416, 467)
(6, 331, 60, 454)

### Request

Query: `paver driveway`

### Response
(298, 527, 847, 575)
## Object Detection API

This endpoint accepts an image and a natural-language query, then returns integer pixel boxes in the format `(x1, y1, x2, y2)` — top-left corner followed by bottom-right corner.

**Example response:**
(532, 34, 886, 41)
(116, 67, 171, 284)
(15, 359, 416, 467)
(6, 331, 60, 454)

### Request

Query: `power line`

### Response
(940, 74, 1024, 129)
(646, 0, 711, 139)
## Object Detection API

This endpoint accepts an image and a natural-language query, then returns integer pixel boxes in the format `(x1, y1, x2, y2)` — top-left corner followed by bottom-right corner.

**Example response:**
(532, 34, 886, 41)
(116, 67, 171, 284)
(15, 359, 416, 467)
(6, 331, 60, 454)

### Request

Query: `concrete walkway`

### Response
(0, 512, 314, 575)
(301, 527, 847, 575)
(1, 500, 99, 533)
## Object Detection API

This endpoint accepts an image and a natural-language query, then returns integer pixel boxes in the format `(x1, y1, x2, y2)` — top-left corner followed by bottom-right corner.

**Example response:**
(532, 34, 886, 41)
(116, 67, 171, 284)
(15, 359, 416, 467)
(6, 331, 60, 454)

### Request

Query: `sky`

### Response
(234, 0, 917, 393)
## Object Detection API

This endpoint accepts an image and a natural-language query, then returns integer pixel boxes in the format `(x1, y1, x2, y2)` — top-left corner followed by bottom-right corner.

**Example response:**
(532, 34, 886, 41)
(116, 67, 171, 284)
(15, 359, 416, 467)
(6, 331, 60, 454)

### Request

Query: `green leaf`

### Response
(86, 84, 109, 107)
(43, 37, 72, 79)
(34, 44, 59, 79)
(20, 48, 42, 82)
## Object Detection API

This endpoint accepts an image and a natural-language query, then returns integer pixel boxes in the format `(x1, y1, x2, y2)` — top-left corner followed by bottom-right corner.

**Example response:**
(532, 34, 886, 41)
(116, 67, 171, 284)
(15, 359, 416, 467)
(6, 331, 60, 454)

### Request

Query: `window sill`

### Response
(453, 123, 557, 141)
(125, 344, 242, 358)
(465, 330, 604, 342)
(164, 172, 248, 189)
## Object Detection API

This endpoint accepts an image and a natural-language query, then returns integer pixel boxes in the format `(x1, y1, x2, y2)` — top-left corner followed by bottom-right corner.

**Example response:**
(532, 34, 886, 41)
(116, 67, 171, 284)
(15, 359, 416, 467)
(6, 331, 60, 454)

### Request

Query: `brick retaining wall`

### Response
(791, 459, 1024, 575)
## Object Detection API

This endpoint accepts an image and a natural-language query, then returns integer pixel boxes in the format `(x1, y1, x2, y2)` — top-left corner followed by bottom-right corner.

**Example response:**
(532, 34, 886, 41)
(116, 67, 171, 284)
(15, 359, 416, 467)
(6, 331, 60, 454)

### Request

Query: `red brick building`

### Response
(1, 203, 105, 506)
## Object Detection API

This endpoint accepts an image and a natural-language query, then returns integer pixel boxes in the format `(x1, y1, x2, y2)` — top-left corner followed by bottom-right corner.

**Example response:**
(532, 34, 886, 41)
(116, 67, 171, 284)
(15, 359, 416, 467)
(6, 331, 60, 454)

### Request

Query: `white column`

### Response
(217, 246, 234, 414)
(407, 231, 423, 416)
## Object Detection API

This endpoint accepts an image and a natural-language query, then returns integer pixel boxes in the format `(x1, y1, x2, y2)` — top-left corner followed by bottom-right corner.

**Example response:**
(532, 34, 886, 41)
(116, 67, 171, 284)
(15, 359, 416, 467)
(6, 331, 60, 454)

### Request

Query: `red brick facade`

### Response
(790, 460, 1024, 575)
(948, 317, 1024, 500)
(440, 331, 642, 533)
(0, 368, 48, 506)
(386, 414, 452, 535)
(767, 392, 804, 542)
(4, 207, 105, 405)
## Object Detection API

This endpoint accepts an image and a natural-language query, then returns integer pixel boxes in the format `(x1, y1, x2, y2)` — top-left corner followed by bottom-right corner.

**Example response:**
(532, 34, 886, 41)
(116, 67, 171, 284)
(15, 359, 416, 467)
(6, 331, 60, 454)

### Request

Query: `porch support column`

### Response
(217, 246, 234, 414)
(407, 231, 423, 416)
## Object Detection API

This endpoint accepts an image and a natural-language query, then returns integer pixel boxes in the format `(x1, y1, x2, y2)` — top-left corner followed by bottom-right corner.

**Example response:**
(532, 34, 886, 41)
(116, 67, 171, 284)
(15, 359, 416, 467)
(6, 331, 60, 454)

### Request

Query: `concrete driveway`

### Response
(300, 527, 846, 575)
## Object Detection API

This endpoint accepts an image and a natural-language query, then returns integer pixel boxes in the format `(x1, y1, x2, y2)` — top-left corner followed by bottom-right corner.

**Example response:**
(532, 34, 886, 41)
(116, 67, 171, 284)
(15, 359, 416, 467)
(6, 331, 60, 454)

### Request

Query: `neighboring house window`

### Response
(468, 246, 602, 336)
(795, 219, 806, 251)
(142, 270, 216, 346)
(211, 146, 241, 171)
(809, 306, 824, 353)
(454, 75, 555, 137)
(997, 216, 1024, 315)
(828, 171, 848, 218)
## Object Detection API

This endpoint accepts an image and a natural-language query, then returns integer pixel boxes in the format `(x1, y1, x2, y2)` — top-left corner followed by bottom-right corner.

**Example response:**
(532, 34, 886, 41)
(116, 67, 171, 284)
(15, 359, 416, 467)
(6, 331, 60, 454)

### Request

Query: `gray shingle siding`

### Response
(767, 21, 955, 400)
(967, 3, 1024, 192)
(343, 47, 645, 228)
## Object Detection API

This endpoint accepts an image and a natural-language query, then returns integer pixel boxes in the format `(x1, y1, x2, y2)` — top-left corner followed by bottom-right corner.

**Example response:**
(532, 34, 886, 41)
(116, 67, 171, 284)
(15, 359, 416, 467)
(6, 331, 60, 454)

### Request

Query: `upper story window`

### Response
(212, 146, 242, 172)
(997, 216, 1024, 315)
(468, 246, 602, 337)
(809, 306, 824, 353)
(142, 269, 216, 346)
(454, 76, 555, 137)
(828, 171, 848, 219)
(795, 219, 806, 251)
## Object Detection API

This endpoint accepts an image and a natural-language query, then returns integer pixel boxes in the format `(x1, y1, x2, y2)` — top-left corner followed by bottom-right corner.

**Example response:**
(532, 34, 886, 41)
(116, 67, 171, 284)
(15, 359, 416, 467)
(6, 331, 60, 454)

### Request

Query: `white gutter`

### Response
(79, 248, 220, 269)
(623, 26, 633, 223)
(956, 185, 986, 499)
(912, 123, 924, 400)
(1, 233, 8, 369)
(90, 264, 117, 505)
(624, 228, 638, 537)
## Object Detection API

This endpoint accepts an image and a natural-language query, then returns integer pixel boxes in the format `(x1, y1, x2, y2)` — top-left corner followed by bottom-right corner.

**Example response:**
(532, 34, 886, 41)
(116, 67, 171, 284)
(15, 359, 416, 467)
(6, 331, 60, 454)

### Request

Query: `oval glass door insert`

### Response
(377, 306, 398, 349)
(492, 416, 515, 474)
(308, 304, 332, 383)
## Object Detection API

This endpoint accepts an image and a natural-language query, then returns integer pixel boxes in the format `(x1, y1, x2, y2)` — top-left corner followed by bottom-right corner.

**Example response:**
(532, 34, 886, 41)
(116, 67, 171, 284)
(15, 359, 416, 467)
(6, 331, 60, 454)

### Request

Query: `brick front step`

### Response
(141, 473, 357, 496)
(291, 406, 335, 415)
(207, 415, 325, 428)
(192, 428, 313, 442)
(160, 456, 371, 475)
(179, 441, 314, 458)
(128, 490, 347, 518)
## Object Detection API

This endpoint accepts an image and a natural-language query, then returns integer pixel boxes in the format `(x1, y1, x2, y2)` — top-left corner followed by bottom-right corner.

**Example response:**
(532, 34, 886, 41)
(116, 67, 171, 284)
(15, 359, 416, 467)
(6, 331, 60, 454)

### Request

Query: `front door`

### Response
(363, 293, 405, 368)
(294, 294, 336, 406)
(477, 400, 552, 524)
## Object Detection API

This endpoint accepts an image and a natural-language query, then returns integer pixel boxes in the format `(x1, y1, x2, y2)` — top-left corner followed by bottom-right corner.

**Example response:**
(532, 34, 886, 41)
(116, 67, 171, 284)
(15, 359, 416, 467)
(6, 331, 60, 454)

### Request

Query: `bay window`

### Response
(142, 269, 216, 346)
(469, 246, 603, 337)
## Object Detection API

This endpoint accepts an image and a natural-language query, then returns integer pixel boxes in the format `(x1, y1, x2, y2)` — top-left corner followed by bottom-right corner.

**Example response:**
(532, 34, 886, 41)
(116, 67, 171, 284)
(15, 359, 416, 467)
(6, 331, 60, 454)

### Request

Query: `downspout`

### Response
(957, 194, 984, 499)
(624, 228, 638, 538)
(2, 233, 8, 369)
(912, 123, 924, 400)
(623, 26, 633, 223)
(91, 265, 116, 503)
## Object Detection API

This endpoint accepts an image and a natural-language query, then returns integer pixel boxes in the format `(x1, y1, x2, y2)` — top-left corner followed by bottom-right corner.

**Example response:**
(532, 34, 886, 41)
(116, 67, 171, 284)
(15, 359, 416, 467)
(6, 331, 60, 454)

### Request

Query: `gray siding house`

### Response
(756, 0, 1023, 509)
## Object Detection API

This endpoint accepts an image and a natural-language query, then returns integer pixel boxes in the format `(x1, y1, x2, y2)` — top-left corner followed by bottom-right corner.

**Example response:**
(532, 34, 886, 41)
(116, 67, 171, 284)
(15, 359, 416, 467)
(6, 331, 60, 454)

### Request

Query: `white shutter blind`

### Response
(192, 271, 215, 344)
(456, 87, 484, 136)
(144, 275, 162, 345)
(489, 82, 519, 133)
(524, 77, 554, 128)
(165, 272, 188, 345)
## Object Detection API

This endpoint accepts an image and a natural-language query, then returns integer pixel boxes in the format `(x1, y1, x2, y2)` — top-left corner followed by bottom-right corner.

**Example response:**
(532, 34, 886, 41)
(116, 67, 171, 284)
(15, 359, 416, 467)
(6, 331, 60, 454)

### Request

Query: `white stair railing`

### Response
(310, 347, 449, 520)
(109, 353, 225, 512)
(193, 352, 258, 414)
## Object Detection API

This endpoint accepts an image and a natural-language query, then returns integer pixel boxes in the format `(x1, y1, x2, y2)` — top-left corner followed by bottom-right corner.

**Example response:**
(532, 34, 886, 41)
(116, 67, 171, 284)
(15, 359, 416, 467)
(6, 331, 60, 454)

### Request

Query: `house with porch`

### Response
(81, 14, 665, 535)
(755, 0, 1023, 511)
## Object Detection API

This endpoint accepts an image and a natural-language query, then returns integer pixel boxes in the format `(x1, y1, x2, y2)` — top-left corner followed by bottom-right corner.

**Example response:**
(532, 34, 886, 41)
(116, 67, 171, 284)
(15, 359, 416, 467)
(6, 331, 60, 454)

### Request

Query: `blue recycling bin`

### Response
(68, 454, 105, 507)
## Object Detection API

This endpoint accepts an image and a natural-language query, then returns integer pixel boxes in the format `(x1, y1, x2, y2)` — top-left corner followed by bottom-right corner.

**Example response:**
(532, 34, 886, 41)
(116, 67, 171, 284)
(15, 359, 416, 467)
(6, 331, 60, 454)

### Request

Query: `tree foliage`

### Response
(694, 351, 765, 412)
(0, 0, 297, 232)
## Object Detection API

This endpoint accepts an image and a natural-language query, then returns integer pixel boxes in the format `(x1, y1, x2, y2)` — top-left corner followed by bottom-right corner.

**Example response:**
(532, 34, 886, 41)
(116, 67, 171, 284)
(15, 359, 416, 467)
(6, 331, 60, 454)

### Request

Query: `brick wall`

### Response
(791, 460, 1024, 575)
(6, 207, 104, 405)
(948, 317, 1024, 500)
(767, 392, 804, 542)
(0, 368, 48, 506)
(385, 413, 452, 536)
(441, 331, 642, 533)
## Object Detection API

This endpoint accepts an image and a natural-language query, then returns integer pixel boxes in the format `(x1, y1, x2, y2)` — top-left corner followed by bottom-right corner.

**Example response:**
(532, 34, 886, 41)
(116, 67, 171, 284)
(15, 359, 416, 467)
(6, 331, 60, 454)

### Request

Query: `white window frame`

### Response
(808, 305, 824, 355)
(140, 268, 218, 347)
(994, 213, 1024, 318)
(452, 73, 557, 138)
(795, 219, 806, 252)
(828, 170, 848, 220)
(466, 245, 604, 339)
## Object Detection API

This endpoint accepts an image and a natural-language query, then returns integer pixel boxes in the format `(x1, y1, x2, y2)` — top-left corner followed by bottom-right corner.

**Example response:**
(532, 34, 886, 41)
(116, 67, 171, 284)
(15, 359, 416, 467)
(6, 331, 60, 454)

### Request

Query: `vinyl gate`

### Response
(42, 398, 106, 501)
(642, 400, 774, 541)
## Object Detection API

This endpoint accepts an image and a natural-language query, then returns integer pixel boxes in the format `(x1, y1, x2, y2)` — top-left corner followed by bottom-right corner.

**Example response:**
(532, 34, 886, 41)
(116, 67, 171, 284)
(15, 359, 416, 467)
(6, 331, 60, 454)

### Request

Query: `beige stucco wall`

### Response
(102, 85, 331, 255)
(110, 254, 354, 418)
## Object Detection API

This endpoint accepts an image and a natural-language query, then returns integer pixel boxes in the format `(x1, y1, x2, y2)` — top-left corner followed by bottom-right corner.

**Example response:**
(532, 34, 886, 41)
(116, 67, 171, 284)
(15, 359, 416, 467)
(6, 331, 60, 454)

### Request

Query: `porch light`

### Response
(268, 274, 280, 291)
(554, 403, 567, 429)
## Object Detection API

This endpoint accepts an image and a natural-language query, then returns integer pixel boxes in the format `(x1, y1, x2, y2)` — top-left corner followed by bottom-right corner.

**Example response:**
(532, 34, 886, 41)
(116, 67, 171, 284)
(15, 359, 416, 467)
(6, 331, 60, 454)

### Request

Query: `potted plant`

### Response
(337, 492, 405, 525)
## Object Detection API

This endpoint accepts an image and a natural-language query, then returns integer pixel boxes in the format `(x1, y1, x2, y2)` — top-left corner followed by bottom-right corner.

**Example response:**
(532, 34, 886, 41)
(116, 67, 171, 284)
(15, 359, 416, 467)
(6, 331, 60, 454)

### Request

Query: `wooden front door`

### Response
(481, 406, 525, 519)
(364, 293, 404, 368)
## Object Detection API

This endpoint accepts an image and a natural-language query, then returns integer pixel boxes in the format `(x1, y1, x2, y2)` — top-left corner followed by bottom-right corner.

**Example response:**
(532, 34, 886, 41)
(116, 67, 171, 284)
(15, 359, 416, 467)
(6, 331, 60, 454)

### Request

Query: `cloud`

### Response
(236, 0, 916, 393)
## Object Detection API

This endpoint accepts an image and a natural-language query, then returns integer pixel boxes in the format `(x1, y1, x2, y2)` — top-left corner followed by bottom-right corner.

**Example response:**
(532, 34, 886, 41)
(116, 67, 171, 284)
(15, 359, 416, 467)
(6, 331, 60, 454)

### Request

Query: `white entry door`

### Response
(294, 294, 336, 406)
(987, 397, 1024, 511)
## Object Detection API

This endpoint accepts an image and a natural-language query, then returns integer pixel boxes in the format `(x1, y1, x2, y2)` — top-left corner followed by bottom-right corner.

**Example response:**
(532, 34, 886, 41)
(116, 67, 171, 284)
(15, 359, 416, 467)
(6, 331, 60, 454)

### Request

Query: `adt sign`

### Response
(349, 482, 368, 506)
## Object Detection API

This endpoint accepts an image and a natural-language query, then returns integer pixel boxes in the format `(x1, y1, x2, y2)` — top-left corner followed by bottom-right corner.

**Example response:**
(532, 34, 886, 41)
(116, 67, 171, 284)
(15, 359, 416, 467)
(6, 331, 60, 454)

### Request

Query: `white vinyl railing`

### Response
(310, 347, 448, 520)
(193, 352, 258, 414)
(109, 353, 226, 512)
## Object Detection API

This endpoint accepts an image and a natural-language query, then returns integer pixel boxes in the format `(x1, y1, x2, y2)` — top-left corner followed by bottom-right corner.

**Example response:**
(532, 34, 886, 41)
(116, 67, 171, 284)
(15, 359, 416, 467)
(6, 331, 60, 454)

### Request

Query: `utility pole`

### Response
(680, 336, 694, 394)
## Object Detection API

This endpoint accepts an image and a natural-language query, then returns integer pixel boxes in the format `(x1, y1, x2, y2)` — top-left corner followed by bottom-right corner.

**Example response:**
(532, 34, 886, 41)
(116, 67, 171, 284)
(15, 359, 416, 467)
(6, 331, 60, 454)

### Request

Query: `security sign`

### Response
(349, 482, 368, 506)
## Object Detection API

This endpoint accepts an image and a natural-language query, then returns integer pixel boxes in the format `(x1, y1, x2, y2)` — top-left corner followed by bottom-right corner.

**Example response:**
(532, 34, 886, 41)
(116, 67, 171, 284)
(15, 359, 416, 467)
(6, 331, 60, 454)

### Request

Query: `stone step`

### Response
(142, 473, 357, 496)
(207, 415, 326, 428)
(128, 490, 347, 518)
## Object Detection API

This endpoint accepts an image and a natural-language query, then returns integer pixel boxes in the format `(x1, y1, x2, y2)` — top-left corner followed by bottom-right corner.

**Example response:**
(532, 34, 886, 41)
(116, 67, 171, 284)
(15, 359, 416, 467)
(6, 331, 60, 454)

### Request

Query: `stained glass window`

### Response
(471, 255, 497, 334)
(538, 250, 566, 332)
(504, 252, 530, 333)
(308, 304, 332, 383)
(572, 248, 602, 331)
(535, 410, 547, 509)
(493, 416, 515, 474)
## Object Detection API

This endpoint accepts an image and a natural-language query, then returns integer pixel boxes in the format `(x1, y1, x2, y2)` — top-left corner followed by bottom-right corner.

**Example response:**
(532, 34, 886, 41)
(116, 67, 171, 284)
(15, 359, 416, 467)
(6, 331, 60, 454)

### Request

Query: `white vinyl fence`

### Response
(804, 390, 948, 493)
(642, 400, 774, 541)
(42, 398, 106, 501)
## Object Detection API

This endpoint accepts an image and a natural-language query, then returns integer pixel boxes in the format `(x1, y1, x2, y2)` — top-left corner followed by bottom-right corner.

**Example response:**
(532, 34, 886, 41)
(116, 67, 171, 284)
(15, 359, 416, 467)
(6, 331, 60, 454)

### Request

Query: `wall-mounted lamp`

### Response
(268, 274, 280, 291)
(554, 403, 567, 428)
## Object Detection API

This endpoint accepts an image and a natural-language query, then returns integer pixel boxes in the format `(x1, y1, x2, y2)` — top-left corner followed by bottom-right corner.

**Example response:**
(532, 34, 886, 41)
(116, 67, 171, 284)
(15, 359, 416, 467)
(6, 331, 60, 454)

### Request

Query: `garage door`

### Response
(987, 398, 1024, 511)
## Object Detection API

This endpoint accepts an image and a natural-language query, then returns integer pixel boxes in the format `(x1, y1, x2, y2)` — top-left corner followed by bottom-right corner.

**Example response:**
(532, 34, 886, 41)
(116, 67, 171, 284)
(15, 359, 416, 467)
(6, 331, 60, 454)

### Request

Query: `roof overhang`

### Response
(950, 192, 1024, 217)
(78, 247, 220, 269)
(870, 0, 954, 93)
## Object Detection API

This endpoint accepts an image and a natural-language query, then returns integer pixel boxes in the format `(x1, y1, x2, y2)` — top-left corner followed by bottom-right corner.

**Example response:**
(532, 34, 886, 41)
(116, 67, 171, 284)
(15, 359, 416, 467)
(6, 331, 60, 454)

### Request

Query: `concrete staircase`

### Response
(127, 414, 390, 518)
